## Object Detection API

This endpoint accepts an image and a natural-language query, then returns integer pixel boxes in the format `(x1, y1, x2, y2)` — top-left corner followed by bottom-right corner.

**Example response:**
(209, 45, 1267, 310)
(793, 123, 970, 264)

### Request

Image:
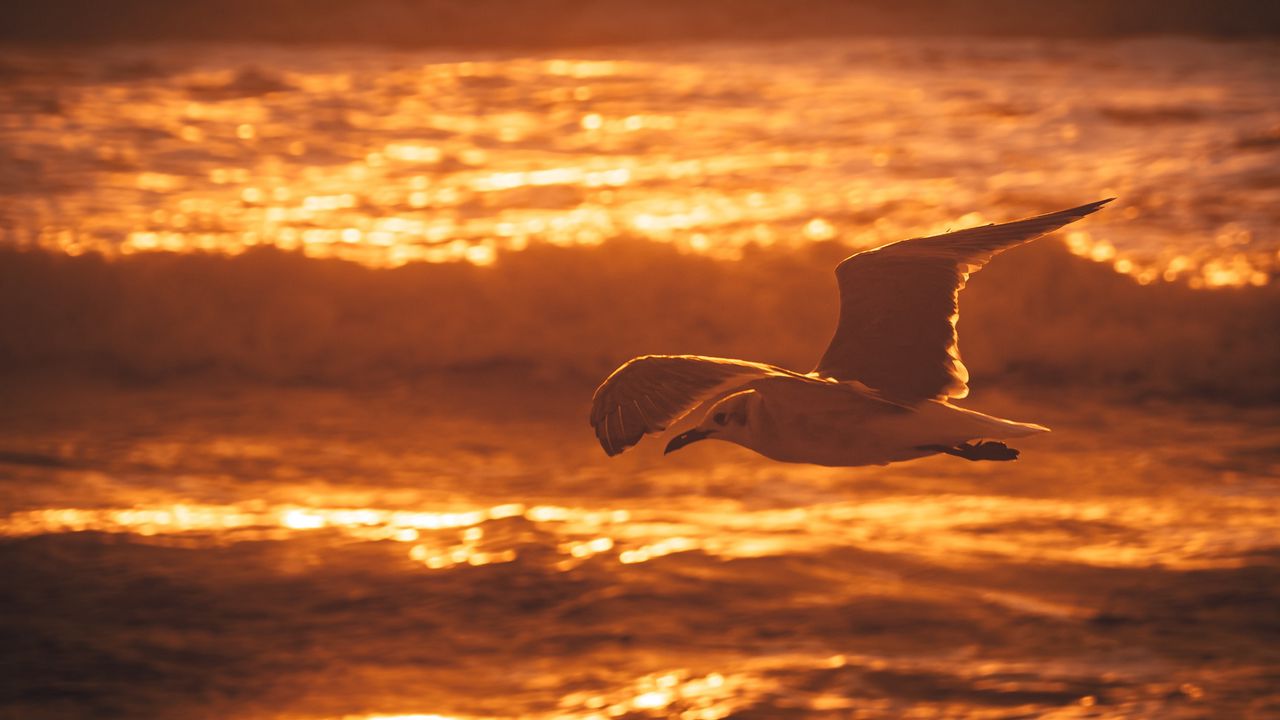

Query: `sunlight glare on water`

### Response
(1, 39, 1277, 286)
(3, 478, 1272, 573)
(3, 37, 1280, 720)
(1, 380, 1277, 718)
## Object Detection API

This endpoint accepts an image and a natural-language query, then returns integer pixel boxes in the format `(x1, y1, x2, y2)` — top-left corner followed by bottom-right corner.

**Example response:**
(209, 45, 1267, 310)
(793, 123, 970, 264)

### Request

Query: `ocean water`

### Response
(2, 379, 1278, 719)
(1, 38, 1278, 284)
(1, 37, 1279, 720)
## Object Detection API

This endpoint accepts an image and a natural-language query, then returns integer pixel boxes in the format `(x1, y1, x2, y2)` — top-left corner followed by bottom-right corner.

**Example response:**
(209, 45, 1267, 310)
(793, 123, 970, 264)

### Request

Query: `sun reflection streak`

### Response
(2, 487, 1270, 574)
(309, 640, 1244, 719)
(341, 715, 475, 720)
(3, 44, 1272, 284)
(557, 669, 757, 720)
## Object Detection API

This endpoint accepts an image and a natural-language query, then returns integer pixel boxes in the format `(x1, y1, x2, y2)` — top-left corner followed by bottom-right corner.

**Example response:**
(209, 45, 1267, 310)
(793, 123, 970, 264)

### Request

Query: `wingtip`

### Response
(1056, 197, 1114, 221)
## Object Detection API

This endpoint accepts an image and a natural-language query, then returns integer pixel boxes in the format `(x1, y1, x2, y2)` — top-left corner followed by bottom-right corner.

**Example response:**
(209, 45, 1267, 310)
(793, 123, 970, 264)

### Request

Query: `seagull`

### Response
(589, 199, 1112, 466)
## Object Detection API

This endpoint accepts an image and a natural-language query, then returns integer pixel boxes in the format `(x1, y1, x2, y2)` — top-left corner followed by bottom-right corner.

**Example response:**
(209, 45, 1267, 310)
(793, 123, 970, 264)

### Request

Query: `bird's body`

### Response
(724, 375, 1046, 467)
(589, 200, 1112, 467)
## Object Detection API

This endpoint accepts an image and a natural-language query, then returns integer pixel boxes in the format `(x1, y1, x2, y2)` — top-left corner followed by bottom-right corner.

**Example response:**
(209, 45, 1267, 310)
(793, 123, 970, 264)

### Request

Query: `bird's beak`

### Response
(664, 428, 713, 455)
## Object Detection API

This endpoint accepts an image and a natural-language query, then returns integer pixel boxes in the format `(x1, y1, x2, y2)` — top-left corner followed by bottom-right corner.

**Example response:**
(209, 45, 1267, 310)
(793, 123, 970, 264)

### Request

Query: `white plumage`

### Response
(590, 199, 1112, 466)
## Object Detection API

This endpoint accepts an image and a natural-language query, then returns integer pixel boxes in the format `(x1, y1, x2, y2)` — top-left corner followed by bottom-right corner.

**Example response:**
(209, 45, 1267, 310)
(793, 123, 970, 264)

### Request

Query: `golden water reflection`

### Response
(2, 42, 1277, 286)
(3, 490, 1270, 572)
(336, 649, 1174, 720)
(556, 669, 754, 720)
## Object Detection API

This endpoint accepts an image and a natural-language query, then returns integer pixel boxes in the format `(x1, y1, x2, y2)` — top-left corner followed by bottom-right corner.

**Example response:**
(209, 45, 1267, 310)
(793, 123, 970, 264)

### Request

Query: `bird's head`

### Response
(664, 390, 755, 455)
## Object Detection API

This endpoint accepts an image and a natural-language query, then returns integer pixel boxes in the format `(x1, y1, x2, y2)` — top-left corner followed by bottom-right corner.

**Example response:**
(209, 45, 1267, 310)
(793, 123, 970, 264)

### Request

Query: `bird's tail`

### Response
(943, 402, 1050, 438)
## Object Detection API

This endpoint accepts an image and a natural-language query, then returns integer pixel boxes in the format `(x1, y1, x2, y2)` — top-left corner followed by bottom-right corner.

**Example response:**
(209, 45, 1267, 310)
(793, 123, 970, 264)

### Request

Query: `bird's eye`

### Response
(713, 412, 727, 425)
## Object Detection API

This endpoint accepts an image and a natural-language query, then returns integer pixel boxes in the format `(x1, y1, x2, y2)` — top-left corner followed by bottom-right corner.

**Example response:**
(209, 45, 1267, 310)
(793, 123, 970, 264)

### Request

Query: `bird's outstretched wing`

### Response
(813, 199, 1113, 403)
(590, 355, 790, 456)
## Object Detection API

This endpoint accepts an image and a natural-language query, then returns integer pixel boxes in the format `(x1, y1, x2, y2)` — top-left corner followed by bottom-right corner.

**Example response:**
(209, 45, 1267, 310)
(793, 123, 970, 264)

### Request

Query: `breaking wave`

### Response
(3, 240, 1277, 402)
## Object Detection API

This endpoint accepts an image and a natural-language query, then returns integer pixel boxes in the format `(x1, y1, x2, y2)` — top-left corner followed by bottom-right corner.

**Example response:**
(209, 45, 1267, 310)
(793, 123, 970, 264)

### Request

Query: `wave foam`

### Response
(2, 241, 1276, 401)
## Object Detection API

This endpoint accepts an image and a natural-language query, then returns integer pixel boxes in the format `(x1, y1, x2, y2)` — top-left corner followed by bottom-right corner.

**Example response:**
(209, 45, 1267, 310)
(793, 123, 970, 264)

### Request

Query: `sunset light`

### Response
(2, 6, 1279, 720)
(3, 50, 1275, 285)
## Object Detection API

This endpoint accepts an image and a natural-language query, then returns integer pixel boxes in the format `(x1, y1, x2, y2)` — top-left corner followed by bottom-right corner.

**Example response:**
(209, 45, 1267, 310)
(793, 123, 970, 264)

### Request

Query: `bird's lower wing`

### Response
(590, 355, 789, 456)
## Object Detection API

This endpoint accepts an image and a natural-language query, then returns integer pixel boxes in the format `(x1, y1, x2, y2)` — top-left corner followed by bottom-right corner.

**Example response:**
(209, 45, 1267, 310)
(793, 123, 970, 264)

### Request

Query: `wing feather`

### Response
(813, 199, 1113, 402)
(590, 354, 789, 456)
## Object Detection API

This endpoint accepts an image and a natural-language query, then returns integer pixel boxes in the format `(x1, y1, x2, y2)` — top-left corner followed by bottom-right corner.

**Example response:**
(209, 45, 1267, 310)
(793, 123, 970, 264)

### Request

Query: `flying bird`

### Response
(589, 199, 1112, 466)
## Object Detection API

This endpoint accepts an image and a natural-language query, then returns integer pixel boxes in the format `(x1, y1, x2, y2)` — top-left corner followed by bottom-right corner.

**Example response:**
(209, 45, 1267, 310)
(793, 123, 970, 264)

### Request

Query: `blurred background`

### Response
(1, 2, 1278, 719)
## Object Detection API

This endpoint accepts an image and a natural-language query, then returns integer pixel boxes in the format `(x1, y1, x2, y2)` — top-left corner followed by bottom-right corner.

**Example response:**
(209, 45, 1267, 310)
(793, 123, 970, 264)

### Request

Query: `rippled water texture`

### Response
(2, 36, 1279, 720)
(1, 38, 1278, 285)
(2, 379, 1279, 719)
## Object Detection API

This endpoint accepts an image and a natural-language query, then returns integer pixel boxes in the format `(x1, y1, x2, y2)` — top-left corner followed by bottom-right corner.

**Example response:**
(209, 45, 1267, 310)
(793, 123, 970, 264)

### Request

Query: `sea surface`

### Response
(1, 37, 1278, 284)
(1, 37, 1279, 720)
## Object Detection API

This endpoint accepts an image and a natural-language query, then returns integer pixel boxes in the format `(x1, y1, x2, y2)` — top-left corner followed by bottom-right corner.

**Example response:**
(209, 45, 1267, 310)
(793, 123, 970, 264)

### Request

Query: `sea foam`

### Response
(3, 241, 1276, 401)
